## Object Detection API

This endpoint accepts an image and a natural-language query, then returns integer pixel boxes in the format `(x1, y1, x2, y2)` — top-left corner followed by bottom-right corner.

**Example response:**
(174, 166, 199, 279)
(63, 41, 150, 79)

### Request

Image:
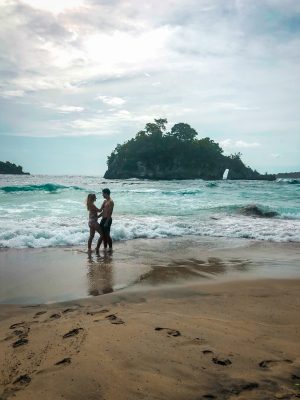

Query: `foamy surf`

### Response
(0, 175, 299, 248)
(0, 214, 299, 248)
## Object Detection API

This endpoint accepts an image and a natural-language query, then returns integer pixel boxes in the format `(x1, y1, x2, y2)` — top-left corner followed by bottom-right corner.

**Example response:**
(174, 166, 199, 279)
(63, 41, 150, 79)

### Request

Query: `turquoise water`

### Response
(0, 175, 299, 247)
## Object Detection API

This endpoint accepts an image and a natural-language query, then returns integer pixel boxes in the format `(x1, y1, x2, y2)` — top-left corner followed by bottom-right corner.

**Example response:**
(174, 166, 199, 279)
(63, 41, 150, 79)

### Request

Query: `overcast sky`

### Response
(0, 0, 299, 175)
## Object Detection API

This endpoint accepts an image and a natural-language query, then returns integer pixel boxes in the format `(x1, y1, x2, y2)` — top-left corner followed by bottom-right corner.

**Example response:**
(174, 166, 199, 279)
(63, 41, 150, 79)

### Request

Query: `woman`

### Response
(86, 193, 103, 252)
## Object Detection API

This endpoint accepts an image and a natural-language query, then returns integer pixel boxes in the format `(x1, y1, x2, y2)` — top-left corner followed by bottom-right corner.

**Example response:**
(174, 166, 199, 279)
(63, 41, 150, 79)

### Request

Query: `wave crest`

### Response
(0, 183, 84, 193)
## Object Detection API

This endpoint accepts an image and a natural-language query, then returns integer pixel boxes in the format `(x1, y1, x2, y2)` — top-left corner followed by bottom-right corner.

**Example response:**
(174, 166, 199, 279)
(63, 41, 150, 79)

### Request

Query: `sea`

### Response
(0, 175, 299, 248)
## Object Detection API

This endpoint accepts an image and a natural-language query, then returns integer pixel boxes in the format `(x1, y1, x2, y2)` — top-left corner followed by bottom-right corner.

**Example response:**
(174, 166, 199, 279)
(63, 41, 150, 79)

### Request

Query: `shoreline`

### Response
(1, 278, 299, 399)
(1, 236, 300, 305)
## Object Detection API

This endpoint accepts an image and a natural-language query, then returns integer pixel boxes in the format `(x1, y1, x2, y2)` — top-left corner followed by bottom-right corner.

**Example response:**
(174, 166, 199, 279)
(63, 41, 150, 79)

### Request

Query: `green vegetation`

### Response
(104, 119, 275, 180)
(0, 161, 29, 175)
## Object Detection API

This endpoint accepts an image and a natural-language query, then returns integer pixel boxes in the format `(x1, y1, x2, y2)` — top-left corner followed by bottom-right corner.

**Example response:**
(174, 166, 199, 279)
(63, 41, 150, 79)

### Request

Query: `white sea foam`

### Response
(0, 214, 299, 248)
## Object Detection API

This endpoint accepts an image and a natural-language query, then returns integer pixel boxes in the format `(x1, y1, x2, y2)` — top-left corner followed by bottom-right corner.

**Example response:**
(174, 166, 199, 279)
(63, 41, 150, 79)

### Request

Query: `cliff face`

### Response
(104, 119, 275, 181)
(0, 161, 29, 175)
(104, 159, 274, 180)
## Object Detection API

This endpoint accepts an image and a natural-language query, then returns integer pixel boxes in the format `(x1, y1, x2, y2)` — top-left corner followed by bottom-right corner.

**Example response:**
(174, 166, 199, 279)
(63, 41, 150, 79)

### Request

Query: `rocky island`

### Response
(104, 119, 275, 180)
(0, 161, 29, 175)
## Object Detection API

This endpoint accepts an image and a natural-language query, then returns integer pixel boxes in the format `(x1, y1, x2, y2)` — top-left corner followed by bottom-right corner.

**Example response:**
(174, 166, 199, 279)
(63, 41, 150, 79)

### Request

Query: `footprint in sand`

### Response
(202, 381, 259, 399)
(105, 314, 125, 324)
(12, 338, 29, 348)
(62, 308, 78, 314)
(9, 322, 26, 329)
(13, 327, 30, 338)
(1, 375, 32, 399)
(212, 356, 232, 366)
(63, 328, 83, 339)
(8, 322, 30, 342)
(87, 309, 109, 316)
(154, 327, 181, 337)
(259, 359, 293, 369)
(227, 382, 259, 395)
(55, 357, 71, 366)
(13, 375, 31, 385)
(202, 349, 214, 355)
(49, 313, 61, 320)
(33, 311, 47, 319)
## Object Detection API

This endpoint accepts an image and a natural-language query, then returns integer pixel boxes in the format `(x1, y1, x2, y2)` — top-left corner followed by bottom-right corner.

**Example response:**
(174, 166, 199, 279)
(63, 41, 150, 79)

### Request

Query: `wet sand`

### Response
(0, 238, 300, 399)
(1, 236, 300, 304)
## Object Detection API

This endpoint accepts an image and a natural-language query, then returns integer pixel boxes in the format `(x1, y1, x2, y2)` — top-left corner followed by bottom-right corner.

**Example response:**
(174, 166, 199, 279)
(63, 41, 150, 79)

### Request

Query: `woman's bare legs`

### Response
(88, 227, 96, 251)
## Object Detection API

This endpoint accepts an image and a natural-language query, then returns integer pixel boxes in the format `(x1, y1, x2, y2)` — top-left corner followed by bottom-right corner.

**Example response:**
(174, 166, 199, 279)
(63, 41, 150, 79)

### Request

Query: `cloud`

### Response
(0, 0, 299, 172)
(235, 140, 260, 148)
(210, 102, 258, 111)
(96, 96, 126, 106)
(220, 139, 261, 149)
(42, 103, 85, 113)
(68, 109, 156, 133)
(20, 0, 86, 15)
(0, 90, 25, 98)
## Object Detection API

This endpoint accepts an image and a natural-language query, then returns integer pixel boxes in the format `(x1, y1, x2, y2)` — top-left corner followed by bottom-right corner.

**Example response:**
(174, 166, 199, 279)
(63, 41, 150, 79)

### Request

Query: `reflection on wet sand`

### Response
(136, 257, 252, 285)
(87, 252, 114, 296)
(86, 251, 254, 295)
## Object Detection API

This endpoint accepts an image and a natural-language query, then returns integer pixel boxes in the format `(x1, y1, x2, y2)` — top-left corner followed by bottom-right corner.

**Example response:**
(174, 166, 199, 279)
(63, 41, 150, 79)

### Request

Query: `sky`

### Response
(0, 0, 299, 175)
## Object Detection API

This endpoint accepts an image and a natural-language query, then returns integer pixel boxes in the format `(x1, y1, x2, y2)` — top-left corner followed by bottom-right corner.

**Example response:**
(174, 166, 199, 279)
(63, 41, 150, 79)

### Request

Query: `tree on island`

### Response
(104, 119, 275, 180)
(0, 161, 29, 175)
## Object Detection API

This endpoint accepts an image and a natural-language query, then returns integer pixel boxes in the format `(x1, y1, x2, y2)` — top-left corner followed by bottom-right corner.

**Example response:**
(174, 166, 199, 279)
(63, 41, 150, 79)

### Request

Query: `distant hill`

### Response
(277, 172, 300, 178)
(104, 119, 275, 181)
(0, 161, 30, 175)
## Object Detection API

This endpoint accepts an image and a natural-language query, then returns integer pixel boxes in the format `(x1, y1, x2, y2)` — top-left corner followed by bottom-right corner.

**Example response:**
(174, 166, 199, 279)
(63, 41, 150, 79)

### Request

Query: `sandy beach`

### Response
(0, 238, 300, 399)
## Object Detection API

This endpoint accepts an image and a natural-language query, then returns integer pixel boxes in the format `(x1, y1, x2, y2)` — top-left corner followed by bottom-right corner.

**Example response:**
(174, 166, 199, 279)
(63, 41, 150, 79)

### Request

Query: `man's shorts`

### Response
(99, 218, 112, 234)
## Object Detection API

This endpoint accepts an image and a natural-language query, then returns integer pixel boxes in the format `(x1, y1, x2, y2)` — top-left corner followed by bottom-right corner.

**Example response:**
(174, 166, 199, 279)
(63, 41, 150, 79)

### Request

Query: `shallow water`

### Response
(0, 175, 299, 248)
(0, 237, 299, 304)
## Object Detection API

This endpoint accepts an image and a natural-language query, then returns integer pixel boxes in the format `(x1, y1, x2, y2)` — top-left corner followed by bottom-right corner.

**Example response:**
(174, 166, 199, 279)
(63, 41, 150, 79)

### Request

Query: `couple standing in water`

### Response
(86, 188, 114, 253)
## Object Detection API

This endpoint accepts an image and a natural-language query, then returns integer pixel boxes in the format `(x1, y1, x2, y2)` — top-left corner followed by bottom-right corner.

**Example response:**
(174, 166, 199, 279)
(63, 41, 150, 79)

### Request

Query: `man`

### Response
(98, 188, 114, 251)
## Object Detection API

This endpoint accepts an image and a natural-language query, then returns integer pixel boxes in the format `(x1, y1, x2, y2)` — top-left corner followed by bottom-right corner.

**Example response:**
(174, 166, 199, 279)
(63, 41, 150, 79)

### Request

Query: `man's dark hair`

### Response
(102, 188, 110, 195)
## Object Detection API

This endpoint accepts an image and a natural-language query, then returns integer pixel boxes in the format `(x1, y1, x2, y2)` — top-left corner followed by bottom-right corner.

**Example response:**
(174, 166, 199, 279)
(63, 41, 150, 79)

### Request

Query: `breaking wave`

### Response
(0, 214, 299, 248)
(0, 183, 84, 193)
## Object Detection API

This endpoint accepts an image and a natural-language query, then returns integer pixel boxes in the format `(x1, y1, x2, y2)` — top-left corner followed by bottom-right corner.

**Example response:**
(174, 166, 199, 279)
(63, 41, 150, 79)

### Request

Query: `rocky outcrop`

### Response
(104, 119, 276, 181)
(240, 205, 278, 218)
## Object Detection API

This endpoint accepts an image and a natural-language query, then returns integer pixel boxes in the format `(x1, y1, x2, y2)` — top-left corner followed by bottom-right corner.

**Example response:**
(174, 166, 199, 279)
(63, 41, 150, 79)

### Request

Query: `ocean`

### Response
(0, 175, 299, 248)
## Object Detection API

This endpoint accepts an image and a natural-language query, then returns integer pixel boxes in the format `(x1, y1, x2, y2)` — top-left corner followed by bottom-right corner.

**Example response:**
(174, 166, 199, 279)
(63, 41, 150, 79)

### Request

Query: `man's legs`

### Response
(106, 233, 112, 249)
(100, 218, 111, 249)
(105, 219, 112, 249)
(95, 227, 104, 252)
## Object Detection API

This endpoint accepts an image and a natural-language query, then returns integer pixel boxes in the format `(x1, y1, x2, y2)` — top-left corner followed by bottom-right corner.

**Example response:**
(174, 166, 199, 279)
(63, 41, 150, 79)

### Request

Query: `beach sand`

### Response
(0, 239, 300, 399)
